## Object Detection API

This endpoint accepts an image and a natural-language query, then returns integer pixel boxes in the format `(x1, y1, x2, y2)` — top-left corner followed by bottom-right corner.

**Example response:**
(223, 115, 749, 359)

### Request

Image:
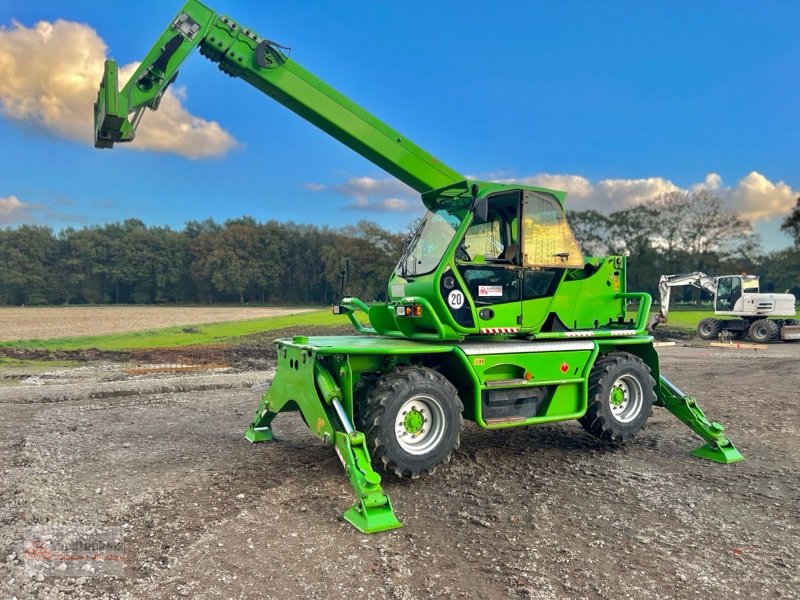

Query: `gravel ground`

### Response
(0, 307, 315, 342)
(0, 341, 798, 599)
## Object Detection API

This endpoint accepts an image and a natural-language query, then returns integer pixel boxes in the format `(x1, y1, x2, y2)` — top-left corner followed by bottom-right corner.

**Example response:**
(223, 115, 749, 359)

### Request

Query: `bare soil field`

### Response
(1, 341, 798, 599)
(0, 306, 315, 342)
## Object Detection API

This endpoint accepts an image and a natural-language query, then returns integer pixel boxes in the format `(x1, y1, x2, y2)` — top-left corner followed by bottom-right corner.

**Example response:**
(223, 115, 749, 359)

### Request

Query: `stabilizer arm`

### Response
(657, 375, 744, 464)
(245, 340, 401, 533)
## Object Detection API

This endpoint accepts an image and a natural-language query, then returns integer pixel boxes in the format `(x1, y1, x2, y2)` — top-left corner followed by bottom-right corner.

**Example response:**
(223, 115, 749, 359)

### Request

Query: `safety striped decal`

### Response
(459, 340, 594, 355)
(479, 327, 519, 334)
(563, 329, 638, 338)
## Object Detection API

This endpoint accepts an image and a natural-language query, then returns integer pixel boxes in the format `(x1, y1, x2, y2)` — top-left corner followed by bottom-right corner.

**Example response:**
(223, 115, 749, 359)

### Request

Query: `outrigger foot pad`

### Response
(244, 425, 274, 443)
(691, 441, 744, 464)
(658, 375, 745, 464)
(344, 499, 402, 534)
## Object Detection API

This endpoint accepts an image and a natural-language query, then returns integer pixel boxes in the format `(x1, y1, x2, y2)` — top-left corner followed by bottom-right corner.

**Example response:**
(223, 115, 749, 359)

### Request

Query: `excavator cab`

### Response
(715, 275, 741, 311)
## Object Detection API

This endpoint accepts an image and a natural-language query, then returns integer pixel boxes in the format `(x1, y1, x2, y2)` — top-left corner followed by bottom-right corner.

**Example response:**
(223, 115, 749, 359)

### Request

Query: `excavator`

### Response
(651, 272, 799, 342)
(94, 0, 744, 533)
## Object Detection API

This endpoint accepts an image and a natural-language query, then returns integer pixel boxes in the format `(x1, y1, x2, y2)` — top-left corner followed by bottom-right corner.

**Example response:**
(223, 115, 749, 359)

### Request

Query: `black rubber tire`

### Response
(358, 366, 464, 478)
(697, 318, 721, 340)
(579, 352, 655, 443)
(748, 319, 779, 343)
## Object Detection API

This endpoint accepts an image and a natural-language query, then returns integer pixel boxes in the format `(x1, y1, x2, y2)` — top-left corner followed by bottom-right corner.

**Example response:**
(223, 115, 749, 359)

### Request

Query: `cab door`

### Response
(715, 276, 741, 312)
(456, 192, 523, 332)
(519, 191, 584, 330)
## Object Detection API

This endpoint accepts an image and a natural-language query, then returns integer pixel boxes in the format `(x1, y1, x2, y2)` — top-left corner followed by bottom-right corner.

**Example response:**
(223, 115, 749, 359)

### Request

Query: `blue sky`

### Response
(0, 1, 798, 249)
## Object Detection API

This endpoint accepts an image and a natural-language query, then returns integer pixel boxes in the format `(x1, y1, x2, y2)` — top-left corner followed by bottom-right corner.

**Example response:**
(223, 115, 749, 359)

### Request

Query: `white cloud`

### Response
(500, 173, 594, 200)
(332, 176, 417, 212)
(726, 172, 797, 223)
(0, 195, 34, 224)
(0, 19, 235, 158)
(0, 193, 94, 226)
(496, 171, 797, 222)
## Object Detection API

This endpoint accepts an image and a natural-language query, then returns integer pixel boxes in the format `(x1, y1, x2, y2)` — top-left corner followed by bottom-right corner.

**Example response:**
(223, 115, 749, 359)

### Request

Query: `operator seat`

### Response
(500, 244, 518, 263)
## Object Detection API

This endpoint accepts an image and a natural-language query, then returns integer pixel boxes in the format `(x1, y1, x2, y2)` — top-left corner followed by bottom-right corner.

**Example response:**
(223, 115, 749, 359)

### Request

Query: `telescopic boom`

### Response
(94, 0, 463, 193)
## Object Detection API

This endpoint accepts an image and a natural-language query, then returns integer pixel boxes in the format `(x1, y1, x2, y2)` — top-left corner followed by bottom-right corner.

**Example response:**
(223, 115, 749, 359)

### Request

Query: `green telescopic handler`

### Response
(94, 0, 743, 533)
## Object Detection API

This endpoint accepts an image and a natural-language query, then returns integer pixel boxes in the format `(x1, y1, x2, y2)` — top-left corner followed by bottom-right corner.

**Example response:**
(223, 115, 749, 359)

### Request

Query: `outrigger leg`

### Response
(245, 343, 401, 533)
(657, 375, 744, 464)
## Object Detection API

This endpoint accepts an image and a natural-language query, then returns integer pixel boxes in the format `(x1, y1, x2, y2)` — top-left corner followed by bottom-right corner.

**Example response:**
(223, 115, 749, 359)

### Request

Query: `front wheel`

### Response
(358, 366, 464, 478)
(749, 319, 779, 343)
(697, 318, 721, 340)
(579, 352, 655, 443)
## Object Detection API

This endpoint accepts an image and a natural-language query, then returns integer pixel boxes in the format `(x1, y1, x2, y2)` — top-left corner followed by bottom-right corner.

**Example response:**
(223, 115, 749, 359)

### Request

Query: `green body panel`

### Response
(257, 335, 648, 431)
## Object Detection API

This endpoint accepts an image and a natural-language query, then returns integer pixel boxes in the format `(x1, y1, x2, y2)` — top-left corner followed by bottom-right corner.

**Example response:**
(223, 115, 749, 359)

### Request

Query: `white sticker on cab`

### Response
(478, 285, 503, 297)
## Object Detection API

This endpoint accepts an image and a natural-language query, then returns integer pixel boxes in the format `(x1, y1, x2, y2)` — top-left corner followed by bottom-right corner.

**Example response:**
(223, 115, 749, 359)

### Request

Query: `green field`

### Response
(653, 308, 715, 330)
(0, 306, 717, 353)
(0, 309, 346, 352)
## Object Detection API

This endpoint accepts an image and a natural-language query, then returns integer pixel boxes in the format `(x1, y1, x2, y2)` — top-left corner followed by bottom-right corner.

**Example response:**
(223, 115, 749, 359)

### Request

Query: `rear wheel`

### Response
(580, 353, 655, 443)
(359, 366, 464, 478)
(748, 319, 779, 343)
(697, 318, 721, 340)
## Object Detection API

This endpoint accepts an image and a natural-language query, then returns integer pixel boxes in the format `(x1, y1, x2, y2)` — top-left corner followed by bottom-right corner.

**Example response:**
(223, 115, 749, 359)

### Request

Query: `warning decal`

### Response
(478, 285, 503, 297)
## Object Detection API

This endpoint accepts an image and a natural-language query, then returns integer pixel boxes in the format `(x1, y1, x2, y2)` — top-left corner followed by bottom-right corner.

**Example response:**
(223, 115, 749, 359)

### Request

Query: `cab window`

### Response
(521, 191, 583, 268)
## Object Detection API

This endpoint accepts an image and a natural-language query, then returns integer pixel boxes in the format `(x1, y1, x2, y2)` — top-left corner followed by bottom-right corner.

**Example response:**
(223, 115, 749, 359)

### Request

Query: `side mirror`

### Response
(472, 197, 488, 223)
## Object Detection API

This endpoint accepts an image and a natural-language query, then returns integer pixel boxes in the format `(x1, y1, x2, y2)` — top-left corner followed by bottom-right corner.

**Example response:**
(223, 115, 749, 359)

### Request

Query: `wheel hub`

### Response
(403, 409, 424, 434)
(394, 395, 446, 455)
(609, 374, 644, 424)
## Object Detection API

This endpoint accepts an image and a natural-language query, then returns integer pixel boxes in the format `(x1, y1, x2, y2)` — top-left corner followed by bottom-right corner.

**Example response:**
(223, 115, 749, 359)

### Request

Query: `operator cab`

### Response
(455, 189, 583, 321)
(715, 275, 758, 312)
(392, 181, 586, 335)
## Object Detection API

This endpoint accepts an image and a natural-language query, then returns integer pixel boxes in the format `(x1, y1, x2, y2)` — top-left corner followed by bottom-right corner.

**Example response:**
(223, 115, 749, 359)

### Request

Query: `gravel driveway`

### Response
(1, 342, 798, 599)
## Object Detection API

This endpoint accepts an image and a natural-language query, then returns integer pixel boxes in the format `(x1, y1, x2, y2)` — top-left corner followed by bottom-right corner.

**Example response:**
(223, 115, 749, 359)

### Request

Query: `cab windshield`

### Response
(396, 208, 464, 278)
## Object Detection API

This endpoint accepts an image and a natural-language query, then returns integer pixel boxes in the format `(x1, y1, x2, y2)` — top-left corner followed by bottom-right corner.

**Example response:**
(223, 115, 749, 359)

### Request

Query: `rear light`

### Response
(395, 304, 423, 318)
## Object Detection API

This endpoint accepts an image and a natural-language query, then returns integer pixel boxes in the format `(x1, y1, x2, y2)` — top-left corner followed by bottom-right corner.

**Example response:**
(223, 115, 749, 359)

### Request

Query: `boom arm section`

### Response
(94, 0, 464, 193)
(652, 272, 717, 326)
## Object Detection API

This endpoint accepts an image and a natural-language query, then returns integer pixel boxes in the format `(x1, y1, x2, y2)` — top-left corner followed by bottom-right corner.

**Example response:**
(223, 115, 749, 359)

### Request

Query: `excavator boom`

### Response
(653, 271, 718, 325)
(94, 0, 463, 193)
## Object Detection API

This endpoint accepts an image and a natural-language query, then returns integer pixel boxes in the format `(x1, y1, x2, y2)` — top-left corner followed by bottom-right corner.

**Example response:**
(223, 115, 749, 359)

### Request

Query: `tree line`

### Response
(1, 191, 799, 306)
(0, 218, 404, 305)
(567, 190, 800, 300)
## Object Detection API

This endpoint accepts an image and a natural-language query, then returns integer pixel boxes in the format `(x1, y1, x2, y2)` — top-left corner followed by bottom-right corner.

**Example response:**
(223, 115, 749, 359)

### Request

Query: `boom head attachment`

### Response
(93, 0, 217, 150)
(94, 60, 134, 148)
